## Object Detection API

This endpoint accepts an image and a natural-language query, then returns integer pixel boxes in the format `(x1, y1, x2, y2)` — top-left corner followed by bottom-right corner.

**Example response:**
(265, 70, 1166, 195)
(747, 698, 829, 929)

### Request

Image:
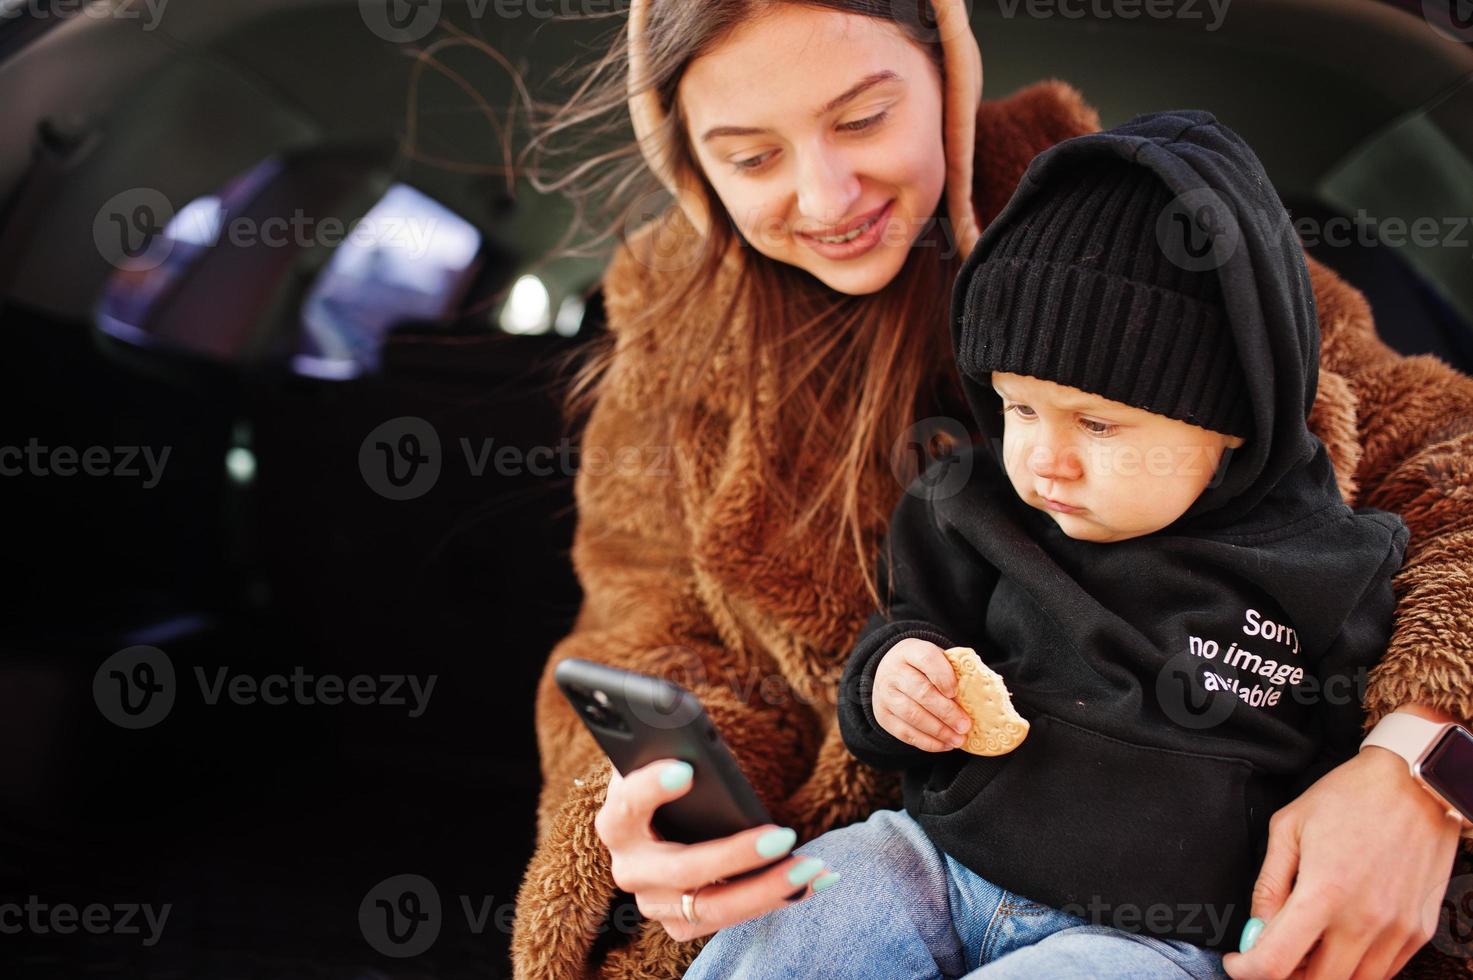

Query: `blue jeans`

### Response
(683, 808, 1229, 979)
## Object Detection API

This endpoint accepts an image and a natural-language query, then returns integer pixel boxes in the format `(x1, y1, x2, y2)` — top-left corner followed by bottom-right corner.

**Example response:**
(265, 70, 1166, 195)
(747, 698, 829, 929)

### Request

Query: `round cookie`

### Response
(943, 646, 1029, 756)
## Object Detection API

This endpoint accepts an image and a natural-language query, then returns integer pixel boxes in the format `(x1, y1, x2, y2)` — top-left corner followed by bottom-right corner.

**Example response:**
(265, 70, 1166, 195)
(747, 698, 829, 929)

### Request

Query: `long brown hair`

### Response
(520, 1, 967, 606)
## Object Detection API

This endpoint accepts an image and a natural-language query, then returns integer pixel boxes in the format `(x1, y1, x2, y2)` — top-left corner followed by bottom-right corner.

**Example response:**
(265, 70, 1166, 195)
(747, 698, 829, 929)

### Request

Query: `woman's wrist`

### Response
(1359, 703, 1455, 776)
(1363, 703, 1473, 837)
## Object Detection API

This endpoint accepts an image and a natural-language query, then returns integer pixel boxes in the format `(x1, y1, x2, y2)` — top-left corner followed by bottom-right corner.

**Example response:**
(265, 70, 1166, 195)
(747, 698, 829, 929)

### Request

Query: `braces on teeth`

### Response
(812, 216, 876, 244)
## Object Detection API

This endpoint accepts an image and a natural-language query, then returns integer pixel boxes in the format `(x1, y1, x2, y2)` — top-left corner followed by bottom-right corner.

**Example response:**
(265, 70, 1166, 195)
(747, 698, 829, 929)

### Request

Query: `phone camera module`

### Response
(579, 697, 630, 734)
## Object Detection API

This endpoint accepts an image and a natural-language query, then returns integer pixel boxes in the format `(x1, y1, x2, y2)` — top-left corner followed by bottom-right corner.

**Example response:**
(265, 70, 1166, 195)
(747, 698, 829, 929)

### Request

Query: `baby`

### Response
(680, 111, 1409, 980)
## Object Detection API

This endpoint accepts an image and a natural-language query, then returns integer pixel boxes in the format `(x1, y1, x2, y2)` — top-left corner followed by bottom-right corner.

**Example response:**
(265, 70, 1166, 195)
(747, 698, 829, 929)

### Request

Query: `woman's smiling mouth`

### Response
(796, 200, 893, 258)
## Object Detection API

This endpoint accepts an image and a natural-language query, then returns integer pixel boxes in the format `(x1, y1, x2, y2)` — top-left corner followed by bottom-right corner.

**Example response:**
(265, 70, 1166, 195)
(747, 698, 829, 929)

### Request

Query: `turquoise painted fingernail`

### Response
(756, 827, 797, 858)
(812, 872, 842, 893)
(1239, 917, 1264, 953)
(786, 857, 826, 887)
(659, 761, 693, 790)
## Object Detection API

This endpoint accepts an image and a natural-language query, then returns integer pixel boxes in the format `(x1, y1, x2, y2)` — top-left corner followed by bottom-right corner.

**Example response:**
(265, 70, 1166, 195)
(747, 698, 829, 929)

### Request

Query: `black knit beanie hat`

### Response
(957, 158, 1253, 440)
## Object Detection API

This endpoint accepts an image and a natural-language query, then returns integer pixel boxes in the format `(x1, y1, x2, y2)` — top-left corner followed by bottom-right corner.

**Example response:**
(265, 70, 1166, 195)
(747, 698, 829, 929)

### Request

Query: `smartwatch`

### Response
(1360, 711, 1473, 826)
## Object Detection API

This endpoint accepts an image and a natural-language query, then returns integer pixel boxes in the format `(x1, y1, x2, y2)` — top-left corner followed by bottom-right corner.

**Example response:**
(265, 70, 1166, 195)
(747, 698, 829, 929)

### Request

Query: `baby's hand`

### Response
(872, 638, 973, 751)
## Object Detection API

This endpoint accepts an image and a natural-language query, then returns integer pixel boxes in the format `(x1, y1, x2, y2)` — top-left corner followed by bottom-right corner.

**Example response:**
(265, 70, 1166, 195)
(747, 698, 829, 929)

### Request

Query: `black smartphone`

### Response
(554, 657, 776, 847)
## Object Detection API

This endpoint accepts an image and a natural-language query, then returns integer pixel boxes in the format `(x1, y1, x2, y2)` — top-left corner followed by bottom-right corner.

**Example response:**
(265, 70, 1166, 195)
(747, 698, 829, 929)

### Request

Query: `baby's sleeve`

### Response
(837, 482, 1001, 772)
(1288, 514, 1410, 798)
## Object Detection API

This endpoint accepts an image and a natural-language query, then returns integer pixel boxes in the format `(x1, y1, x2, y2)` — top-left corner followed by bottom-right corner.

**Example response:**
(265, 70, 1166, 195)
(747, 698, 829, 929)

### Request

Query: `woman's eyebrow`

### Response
(700, 70, 902, 143)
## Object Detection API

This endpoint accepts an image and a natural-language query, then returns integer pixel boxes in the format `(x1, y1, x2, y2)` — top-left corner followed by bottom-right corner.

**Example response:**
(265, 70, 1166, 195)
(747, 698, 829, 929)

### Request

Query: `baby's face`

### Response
(992, 372, 1246, 543)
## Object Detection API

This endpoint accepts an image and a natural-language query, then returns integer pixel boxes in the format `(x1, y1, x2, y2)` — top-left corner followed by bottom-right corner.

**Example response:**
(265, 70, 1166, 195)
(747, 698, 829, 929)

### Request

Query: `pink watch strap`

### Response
(1360, 711, 1447, 763)
(1361, 712, 1468, 825)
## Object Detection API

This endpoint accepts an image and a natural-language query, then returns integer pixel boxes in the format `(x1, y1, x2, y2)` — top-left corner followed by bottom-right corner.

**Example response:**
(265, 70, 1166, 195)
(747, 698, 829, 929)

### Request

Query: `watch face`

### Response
(1422, 727, 1473, 819)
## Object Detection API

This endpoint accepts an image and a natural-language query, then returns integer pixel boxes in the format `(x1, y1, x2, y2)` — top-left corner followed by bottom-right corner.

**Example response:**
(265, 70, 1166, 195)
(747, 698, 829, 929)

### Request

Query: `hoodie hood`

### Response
(951, 109, 1342, 533)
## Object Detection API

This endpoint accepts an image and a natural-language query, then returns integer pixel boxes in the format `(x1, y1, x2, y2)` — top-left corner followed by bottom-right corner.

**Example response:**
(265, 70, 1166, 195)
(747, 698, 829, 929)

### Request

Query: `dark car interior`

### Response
(2, 0, 1470, 976)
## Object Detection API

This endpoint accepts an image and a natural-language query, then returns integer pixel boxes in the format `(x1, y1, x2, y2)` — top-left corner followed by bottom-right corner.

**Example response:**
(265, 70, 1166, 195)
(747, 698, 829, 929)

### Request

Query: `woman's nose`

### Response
(794, 145, 861, 227)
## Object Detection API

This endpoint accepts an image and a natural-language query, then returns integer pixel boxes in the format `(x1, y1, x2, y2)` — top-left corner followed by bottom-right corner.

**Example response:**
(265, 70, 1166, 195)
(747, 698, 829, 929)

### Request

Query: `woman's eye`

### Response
(838, 109, 888, 133)
(1079, 417, 1118, 436)
(1003, 403, 1036, 419)
(731, 152, 775, 173)
(730, 111, 887, 173)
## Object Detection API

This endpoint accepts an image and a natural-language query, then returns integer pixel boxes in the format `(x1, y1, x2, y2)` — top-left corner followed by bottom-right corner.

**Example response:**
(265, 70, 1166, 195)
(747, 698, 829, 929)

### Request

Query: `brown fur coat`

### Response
(512, 81, 1473, 980)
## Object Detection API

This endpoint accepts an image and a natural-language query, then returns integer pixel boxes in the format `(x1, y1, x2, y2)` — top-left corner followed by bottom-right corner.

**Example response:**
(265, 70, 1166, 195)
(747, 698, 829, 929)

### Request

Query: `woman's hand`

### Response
(873, 638, 972, 752)
(1223, 741, 1461, 980)
(593, 758, 838, 942)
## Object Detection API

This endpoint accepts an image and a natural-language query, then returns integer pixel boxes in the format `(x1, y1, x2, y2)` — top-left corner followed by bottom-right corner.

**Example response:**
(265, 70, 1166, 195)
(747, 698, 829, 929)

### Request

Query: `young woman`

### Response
(509, 3, 1473, 978)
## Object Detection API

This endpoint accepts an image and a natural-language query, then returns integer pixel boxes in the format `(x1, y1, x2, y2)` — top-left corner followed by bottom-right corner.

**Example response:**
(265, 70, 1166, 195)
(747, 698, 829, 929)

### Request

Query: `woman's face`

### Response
(677, 6, 947, 296)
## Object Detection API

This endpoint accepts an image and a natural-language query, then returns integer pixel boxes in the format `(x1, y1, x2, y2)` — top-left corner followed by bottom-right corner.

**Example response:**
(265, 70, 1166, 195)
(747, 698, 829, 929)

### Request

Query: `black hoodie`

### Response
(837, 111, 1408, 952)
